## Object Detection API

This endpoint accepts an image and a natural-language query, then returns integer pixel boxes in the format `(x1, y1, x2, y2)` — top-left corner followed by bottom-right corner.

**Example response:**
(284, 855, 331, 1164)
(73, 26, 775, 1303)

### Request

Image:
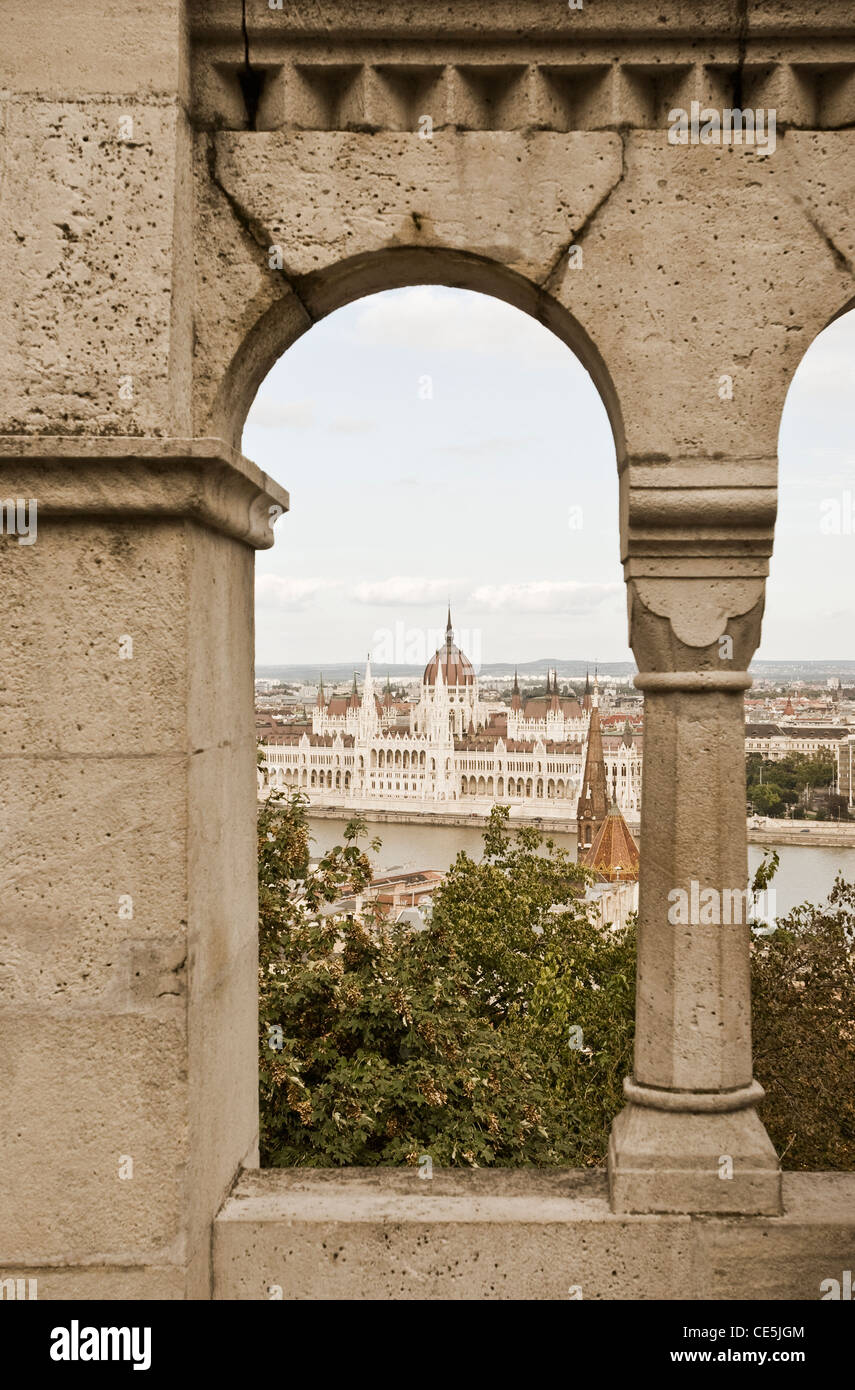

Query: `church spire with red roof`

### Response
(576, 682, 609, 852)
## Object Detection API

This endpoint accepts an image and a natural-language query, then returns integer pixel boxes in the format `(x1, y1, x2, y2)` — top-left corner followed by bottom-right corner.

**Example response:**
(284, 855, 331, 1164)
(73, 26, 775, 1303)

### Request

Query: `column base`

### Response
(608, 1083, 782, 1215)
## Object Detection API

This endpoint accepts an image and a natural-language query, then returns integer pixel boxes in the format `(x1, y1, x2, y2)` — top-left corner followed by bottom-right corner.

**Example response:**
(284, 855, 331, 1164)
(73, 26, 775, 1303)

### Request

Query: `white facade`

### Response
(260, 628, 643, 820)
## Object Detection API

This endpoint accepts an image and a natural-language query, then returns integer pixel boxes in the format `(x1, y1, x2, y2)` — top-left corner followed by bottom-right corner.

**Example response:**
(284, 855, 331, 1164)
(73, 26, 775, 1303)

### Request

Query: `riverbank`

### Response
(306, 803, 583, 834)
(306, 802, 855, 849)
(748, 822, 855, 848)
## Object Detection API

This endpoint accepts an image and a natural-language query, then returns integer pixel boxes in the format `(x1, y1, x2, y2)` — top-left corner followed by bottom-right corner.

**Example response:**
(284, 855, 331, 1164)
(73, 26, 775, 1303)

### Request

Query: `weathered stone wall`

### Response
(1, 1, 854, 1297)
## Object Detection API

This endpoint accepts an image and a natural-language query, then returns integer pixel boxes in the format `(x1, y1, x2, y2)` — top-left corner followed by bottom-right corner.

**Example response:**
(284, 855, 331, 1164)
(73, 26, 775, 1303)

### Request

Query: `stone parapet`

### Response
(213, 1168, 855, 1301)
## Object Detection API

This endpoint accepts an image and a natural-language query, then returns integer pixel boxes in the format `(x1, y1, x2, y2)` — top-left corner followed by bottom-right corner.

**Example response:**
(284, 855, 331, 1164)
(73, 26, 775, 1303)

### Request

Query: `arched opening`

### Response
(217, 249, 625, 458)
(245, 266, 628, 1178)
(755, 302, 855, 909)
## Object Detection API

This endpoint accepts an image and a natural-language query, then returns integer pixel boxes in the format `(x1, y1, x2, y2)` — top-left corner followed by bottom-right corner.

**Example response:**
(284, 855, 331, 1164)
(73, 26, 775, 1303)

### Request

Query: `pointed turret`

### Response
(549, 667, 560, 712)
(348, 671, 360, 709)
(316, 673, 325, 710)
(582, 798, 639, 882)
(582, 669, 592, 713)
(361, 654, 374, 705)
(446, 604, 454, 646)
(358, 654, 379, 739)
(384, 673, 393, 709)
(576, 698, 609, 852)
(511, 669, 521, 712)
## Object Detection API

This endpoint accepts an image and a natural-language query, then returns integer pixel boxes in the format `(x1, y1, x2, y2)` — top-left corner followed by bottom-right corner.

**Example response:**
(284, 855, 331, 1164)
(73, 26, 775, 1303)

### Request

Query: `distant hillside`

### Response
(256, 658, 855, 684)
(256, 660, 636, 682)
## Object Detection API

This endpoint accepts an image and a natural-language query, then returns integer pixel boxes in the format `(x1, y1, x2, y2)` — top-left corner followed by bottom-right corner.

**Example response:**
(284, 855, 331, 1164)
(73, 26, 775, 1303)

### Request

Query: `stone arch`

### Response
(18, 8, 855, 1301)
(210, 249, 626, 465)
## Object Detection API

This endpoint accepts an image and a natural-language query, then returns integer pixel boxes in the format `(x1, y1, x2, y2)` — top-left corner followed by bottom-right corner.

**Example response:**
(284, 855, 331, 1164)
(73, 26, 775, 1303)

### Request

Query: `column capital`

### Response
(619, 454, 777, 667)
(0, 436, 289, 550)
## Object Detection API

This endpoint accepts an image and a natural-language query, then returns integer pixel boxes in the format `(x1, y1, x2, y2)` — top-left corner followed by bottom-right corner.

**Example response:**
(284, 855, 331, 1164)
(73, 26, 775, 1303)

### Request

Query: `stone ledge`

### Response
(212, 1168, 855, 1300)
(0, 436, 289, 550)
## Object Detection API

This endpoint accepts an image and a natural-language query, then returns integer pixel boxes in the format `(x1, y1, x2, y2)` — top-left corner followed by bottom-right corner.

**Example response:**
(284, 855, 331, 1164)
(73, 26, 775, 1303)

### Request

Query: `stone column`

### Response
(0, 438, 288, 1297)
(608, 457, 782, 1214)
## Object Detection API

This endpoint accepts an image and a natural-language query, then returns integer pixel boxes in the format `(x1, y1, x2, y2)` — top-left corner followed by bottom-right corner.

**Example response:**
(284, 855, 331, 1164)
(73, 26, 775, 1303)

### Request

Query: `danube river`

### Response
(306, 814, 855, 919)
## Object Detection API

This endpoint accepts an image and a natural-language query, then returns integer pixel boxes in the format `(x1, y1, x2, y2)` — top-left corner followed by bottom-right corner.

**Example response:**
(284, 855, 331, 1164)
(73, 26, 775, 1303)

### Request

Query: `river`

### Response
(306, 814, 855, 919)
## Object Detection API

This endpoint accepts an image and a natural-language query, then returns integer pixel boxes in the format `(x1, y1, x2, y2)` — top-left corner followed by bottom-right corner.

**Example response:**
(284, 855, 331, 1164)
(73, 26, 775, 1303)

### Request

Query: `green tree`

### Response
(258, 800, 579, 1167)
(257, 798, 855, 1172)
(428, 807, 590, 1022)
(749, 783, 784, 817)
(752, 875, 855, 1168)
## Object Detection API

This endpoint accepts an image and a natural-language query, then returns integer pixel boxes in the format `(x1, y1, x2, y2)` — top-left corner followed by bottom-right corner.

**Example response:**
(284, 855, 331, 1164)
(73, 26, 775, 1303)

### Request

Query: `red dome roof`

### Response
(423, 610, 476, 686)
(423, 641, 476, 687)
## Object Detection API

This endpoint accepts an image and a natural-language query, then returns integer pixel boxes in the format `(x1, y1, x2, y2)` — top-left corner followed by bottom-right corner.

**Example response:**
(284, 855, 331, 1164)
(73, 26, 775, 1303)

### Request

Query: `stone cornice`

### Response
(188, 4, 855, 134)
(190, 1, 855, 44)
(0, 437, 289, 550)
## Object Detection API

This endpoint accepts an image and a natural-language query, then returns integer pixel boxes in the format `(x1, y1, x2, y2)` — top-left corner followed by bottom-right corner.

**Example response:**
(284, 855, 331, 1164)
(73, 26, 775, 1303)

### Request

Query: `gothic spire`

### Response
(549, 667, 559, 711)
(576, 698, 609, 851)
(511, 668, 521, 712)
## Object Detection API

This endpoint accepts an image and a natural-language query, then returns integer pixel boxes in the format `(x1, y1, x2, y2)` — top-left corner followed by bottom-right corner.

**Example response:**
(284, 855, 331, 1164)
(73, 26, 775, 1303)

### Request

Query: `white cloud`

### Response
(439, 435, 536, 459)
(351, 286, 572, 367)
(246, 397, 316, 429)
(256, 575, 334, 609)
(329, 416, 376, 434)
(469, 581, 622, 614)
(351, 576, 459, 606)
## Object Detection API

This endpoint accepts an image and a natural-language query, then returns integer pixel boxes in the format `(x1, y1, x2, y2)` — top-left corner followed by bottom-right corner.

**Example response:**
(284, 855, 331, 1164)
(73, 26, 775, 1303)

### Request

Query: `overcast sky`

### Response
(245, 287, 855, 670)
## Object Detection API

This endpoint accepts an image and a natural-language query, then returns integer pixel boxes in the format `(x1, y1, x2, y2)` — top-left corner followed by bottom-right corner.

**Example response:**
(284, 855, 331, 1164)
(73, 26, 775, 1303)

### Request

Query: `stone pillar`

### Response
(0, 438, 288, 1297)
(608, 457, 782, 1215)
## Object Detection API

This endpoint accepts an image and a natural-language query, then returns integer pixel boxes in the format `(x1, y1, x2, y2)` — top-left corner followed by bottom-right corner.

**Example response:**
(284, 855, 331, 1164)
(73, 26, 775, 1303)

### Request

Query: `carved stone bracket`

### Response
(620, 456, 777, 667)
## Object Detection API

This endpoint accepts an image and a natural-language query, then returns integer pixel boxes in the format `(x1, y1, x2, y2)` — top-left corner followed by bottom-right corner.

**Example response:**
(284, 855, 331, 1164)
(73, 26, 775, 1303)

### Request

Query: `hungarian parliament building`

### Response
(259, 613, 642, 823)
